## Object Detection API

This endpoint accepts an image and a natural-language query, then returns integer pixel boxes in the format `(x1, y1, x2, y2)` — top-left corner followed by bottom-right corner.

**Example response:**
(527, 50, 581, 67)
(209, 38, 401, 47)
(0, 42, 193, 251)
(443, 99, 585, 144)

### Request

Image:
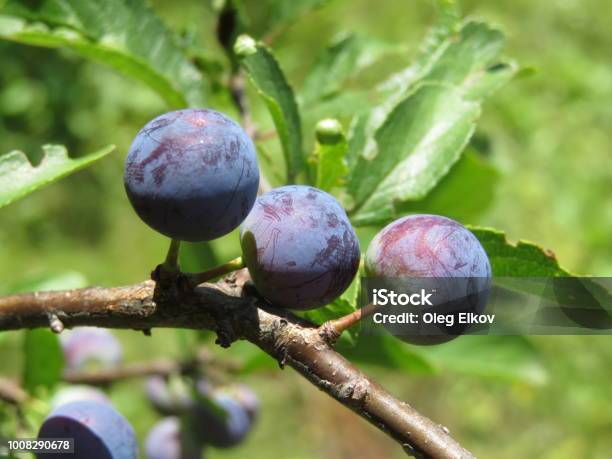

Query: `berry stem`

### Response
(187, 257, 245, 287)
(162, 239, 182, 272)
(321, 302, 380, 338)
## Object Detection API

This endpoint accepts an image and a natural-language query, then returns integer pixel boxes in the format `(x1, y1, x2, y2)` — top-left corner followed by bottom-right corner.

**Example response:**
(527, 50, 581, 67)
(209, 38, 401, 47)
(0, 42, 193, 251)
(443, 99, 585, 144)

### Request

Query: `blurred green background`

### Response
(0, 0, 611, 458)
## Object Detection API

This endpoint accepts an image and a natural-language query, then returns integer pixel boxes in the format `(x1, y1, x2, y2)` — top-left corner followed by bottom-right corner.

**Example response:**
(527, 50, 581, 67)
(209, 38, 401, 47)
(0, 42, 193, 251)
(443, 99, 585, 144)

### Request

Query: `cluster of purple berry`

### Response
(123, 108, 491, 322)
(37, 327, 259, 458)
(144, 376, 259, 455)
(124, 108, 361, 310)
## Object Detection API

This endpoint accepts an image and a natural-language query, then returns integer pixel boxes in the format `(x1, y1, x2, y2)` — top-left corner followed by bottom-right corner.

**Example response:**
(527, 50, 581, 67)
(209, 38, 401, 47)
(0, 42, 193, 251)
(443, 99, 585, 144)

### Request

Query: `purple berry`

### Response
(240, 185, 360, 310)
(365, 214, 491, 345)
(144, 417, 203, 459)
(214, 384, 259, 421)
(60, 328, 122, 371)
(190, 393, 252, 448)
(124, 108, 259, 242)
(145, 418, 181, 459)
(37, 400, 138, 459)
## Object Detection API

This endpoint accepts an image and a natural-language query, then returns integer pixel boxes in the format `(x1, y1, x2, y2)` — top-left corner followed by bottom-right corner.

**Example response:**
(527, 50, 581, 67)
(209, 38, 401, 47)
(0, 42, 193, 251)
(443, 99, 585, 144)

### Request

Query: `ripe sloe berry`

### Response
(144, 417, 202, 459)
(190, 393, 252, 448)
(240, 185, 360, 310)
(124, 108, 260, 242)
(214, 384, 259, 421)
(60, 328, 122, 371)
(37, 400, 138, 459)
(365, 214, 492, 345)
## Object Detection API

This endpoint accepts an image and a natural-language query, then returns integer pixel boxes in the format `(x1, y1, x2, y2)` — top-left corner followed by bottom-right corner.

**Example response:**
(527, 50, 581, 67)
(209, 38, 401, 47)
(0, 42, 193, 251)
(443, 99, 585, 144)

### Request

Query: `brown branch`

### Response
(63, 348, 242, 386)
(64, 360, 183, 385)
(0, 270, 473, 459)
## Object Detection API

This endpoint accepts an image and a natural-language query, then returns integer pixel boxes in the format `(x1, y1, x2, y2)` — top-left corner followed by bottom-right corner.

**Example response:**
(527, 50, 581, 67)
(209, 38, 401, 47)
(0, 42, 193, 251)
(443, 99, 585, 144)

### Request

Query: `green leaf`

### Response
(300, 33, 399, 104)
(472, 228, 612, 313)
(374, 0, 462, 101)
(347, 18, 516, 226)
(0, 0, 204, 107)
(471, 227, 568, 302)
(0, 144, 114, 209)
(23, 329, 64, 394)
(344, 0, 461, 168)
(235, 35, 303, 182)
(311, 119, 348, 191)
(471, 227, 568, 277)
(348, 83, 480, 225)
(417, 336, 547, 385)
(396, 149, 499, 223)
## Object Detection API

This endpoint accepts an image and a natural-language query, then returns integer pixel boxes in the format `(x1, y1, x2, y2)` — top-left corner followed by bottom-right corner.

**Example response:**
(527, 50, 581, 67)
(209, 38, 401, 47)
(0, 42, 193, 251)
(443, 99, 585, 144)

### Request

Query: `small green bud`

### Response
(234, 34, 257, 57)
(315, 118, 343, 145)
